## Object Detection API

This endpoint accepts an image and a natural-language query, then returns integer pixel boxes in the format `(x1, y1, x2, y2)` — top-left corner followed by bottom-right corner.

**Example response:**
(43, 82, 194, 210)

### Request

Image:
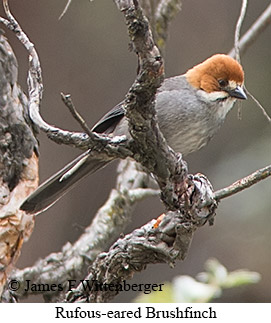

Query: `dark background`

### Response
(1, 0, 270, 302)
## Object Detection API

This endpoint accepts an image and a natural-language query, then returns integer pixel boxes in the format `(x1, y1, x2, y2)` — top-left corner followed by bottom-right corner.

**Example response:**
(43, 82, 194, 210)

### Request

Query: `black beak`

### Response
(227, 85, 247, 100)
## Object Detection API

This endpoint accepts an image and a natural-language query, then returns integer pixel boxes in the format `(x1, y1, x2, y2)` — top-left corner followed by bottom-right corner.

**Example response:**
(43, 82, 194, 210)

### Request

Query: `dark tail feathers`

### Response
(20, 150, 109, 215)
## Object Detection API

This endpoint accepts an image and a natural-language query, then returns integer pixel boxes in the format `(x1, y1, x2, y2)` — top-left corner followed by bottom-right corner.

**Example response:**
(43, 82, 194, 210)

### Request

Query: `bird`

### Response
(20, 54, 247, 215)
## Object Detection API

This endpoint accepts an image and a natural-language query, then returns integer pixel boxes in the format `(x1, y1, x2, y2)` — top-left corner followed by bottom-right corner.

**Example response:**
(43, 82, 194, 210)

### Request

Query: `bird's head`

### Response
(186, 54, 247, 102)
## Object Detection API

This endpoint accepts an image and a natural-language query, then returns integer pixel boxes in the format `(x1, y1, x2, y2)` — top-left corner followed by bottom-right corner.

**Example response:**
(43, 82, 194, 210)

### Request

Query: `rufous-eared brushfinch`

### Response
(21, 54, 247, 214)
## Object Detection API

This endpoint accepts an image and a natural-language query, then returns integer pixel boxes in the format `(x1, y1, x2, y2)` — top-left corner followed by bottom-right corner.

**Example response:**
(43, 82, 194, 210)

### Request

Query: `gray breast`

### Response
(115, 75, 235, 156)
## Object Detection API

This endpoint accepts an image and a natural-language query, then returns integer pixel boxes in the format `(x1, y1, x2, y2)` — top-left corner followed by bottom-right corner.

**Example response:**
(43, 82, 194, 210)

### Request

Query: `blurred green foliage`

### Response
(134, 258, 261, 303)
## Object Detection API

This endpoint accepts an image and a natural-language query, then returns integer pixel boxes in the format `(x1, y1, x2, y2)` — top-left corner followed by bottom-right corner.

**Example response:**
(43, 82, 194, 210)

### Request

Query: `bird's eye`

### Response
(218, 79, 228, 87)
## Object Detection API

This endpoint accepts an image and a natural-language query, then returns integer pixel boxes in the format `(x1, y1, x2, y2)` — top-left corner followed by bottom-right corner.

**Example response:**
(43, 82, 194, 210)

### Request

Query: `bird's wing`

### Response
(92, 101, 125, 134)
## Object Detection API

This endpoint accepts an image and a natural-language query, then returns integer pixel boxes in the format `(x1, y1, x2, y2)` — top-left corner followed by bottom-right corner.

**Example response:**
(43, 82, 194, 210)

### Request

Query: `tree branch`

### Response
(214, 165, 271, 201)
(0, 33, 38, 297)
(60, 93, 93, 136)
(66, 210, 196, 302)
(234, 0, 248, 63)
(59, 0, 73, 20)
(229, 2, 271, 57)
(2, 160, 152, 301)
(229, 1, 271, 123)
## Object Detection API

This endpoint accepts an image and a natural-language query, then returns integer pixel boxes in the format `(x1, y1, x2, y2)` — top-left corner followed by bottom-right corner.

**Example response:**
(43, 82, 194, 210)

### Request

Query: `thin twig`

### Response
(234, 0, 248, 63)
(59, 0, 73, 20)
(229, 3, 271, 57)
(214, 165, 271, 201)
(245, 86, 271, 122)
(60, 93, 93, 136)
(229, 1, 271, 123)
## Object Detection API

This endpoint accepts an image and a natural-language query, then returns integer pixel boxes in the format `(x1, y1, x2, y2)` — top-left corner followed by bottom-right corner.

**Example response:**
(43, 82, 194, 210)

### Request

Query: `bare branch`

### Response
(60, 93, 93, 136)
(229, 2, 271, 57)
(113, 0, 193, 211)
(0, 29, 38, 298)
(229, 2, 271, 123)
(2, 160, 153, 301)
(214, 165, 271, 201)
(245, 87, 271, 122)
(66, 173, 216, 302)
(234, 0, 248, 63)
(59, 0, 73, 20)
(66, 211, 196, 302)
